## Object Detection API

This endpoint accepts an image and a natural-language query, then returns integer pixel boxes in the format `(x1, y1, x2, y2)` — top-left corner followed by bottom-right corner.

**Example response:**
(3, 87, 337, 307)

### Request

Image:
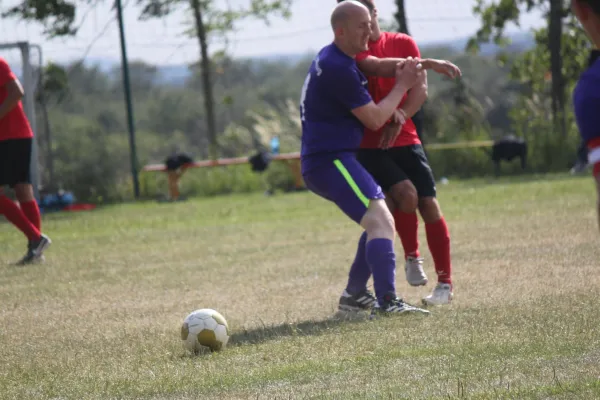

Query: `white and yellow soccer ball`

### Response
(181, 309, 230, 353)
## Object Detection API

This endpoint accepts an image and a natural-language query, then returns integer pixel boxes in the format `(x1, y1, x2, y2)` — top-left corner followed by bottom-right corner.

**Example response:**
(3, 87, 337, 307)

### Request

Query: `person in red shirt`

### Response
(0, 57, 51, 265)
(338, 0, 460, 305)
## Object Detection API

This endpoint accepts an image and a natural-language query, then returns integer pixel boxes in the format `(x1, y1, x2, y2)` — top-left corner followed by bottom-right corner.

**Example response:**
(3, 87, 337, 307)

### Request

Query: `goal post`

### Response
(0, 41, 41, 201)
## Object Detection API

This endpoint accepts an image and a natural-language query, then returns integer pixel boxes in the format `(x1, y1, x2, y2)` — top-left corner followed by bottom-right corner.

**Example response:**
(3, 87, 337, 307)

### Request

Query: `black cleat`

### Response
(338, 289, 377, 312)
(15, 234, 51, 266)
(370, 293, 430, 319)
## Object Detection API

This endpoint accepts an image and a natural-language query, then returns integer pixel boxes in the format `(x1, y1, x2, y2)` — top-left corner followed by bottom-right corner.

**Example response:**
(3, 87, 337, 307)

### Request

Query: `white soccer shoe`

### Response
(405, 256, 428, 286)
(422, 283, 453, 306)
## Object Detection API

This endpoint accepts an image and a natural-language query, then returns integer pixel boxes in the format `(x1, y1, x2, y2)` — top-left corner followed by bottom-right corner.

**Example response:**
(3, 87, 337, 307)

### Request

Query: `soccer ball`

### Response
(181, 308, 230, 353)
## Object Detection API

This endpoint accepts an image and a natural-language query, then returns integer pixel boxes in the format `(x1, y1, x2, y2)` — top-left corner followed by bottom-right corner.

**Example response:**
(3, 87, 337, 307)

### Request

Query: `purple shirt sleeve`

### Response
(324, 63, 373, 111)
(578, 96, 600, 141)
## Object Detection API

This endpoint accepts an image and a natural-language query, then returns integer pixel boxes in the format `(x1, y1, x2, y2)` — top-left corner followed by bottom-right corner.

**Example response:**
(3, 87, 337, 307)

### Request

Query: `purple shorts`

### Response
(302, 154, 384, 224)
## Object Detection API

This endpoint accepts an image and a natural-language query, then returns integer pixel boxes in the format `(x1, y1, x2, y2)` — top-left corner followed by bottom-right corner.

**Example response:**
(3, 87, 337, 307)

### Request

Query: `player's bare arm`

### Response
(351, 59, 422, 131)
(376, 70, 427, 150)
(358, 56, 461, 79)
(420, 59, 462, 79)
(0, 78, 24, 119)
(378, 112, 403, 150)
(400, 69, 428, 119)
(357, 55, 408, 77)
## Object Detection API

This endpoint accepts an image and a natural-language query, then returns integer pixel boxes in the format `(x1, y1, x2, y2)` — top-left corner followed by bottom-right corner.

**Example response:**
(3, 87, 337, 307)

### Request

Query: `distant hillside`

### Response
(421, 31, 534, 55)
(32, 32, 534, 87)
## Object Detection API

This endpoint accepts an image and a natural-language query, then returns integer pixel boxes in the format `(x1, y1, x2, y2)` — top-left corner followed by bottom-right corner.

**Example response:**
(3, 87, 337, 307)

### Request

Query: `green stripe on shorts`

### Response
(333, 159, 370, 208)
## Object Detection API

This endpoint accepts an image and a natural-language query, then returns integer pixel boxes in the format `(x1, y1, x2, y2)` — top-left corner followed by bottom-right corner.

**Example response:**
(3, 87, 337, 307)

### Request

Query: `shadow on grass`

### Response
(229, 311, 370, 347)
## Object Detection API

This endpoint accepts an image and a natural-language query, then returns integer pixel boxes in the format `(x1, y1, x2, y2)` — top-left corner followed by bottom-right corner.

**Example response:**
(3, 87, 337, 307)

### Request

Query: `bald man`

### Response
(300, 0, 430, 317)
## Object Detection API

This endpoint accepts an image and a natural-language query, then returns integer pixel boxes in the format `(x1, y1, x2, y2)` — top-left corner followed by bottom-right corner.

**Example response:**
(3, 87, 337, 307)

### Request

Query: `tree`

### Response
(433, 77, 489, 141)
(394, 0, 409, 34)
(37, 62, 70, 188)
(138, 0, 292, 159)
(393, 0, 433, 145)
(1, 0, 79, 36)
(506, 15, 590, 169)
(2, 0, 292, 159)
(467, 0, 568, 138)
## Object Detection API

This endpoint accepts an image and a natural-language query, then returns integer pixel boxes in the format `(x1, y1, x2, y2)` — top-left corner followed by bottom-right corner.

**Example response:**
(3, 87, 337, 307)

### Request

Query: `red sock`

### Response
(0, 195, 41, 241)
(425, 217, 452, 284)
(20, 200, 41, 231)
(393, 210, 419, 259)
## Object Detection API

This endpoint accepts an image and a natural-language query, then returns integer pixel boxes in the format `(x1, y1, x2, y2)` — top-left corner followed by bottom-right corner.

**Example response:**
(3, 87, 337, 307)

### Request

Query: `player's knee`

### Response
(389, 181, 418, 213)
(418, 197, 442, 223)
(14, 184, 34, 202)
(361, 199, 395, 239)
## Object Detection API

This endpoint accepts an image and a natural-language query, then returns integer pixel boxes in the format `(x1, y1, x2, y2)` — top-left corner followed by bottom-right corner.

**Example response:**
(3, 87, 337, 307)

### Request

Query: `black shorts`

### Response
(0, 138, 32, 187)
(357, 144, 436, 198)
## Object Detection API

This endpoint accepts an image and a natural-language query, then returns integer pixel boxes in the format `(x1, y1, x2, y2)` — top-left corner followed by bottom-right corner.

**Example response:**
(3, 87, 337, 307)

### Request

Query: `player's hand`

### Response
(379, 116, 403, 150)
(391, 108, 406, 125)
(428, 59, 461, 79)
(395, 57, 423, 89)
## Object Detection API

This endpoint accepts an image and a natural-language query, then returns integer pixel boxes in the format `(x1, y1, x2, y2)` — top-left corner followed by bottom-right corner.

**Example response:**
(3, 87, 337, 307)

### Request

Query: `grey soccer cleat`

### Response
(405, 256, 428, 286)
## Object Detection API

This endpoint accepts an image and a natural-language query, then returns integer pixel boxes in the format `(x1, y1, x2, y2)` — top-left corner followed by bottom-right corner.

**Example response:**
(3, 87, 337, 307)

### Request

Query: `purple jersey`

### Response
(573, 50, 600, 166)
(300, 43, 373, 173)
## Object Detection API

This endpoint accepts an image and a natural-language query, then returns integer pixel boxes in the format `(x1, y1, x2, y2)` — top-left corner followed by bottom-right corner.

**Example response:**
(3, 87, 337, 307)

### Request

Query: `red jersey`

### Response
(356, 32, 421, 148)
(0, 57, 33, 141)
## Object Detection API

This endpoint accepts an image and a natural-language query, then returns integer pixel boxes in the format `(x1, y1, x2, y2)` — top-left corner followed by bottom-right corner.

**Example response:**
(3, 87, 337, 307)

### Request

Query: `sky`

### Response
(0, 0, 546, 67)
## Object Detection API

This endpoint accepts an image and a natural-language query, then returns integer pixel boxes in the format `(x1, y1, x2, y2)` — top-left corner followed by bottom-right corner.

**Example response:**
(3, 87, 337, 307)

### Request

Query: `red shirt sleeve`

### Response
(0, 58, 16, 88)
(356, 50, 370, 62)
(392, 34, 421, 59)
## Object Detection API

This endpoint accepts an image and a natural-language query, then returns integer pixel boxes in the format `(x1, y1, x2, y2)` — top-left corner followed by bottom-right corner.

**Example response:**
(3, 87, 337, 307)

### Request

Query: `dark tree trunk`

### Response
(549, 0, 567, 138)
(191, 0, 218, 159)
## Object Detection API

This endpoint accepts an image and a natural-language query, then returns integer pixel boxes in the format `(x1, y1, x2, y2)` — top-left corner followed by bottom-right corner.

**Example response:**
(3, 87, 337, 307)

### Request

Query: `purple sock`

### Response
(346, 232, 371, 294)
(366, 238, 396, 302)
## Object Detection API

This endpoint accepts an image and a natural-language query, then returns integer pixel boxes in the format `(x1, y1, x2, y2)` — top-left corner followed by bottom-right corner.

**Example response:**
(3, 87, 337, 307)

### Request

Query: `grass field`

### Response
(1, 174, 599, 399)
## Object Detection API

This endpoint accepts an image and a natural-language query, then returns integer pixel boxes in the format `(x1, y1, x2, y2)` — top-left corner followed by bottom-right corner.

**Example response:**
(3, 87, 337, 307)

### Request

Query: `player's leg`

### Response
(0, 139, 41, 242)
(361, 198, 429, 316)
(388, 181, 419, 259)
(589, 140, 600, 231)
(14, 182, 51, 265)
(303, 163, 375, 312)
(383, 146, 429, 286)
(357, 148, 425, 286)
(419, 197, 452, 305)
(387, 175, 421, 263)
(338, 231, 376, 312)
(18, 183, 41, 231)
(305, 156, 429, 315)
(404, 144, 453, 305)
(0, 187, 40, 242)
(11, 140, 42, 232)
(4, 139, 51, 265)
(571, 139, 589, 174)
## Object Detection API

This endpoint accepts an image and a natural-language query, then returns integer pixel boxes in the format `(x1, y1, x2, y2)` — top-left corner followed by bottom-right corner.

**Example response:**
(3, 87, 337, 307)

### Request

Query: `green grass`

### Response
(1, 173, 599, 399)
